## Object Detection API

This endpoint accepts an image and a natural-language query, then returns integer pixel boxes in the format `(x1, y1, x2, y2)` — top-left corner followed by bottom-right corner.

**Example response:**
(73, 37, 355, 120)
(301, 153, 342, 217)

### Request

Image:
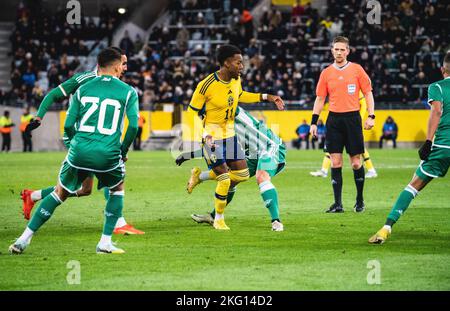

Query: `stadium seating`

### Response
(2, 0, 449, 111)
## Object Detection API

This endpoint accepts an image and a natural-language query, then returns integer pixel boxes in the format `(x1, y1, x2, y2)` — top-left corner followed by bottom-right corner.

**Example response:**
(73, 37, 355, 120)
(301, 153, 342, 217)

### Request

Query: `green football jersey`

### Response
(234, 106, 286, 164)
(37, 70, 97, 119)
(60, 71, 98, 146)
(65, 75, 139, 171)
(428, 77, 450, 148)
(59, 70, 98, 97)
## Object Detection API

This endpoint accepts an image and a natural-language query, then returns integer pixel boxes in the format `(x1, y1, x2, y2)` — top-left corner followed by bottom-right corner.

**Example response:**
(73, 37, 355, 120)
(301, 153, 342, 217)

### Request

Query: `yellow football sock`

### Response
(322, 153, 331, 171)
(363, 149, 375, 170)
(229, 168, 250, 183)
(214, 173, 230, 215)
(209, 170, 217, 179)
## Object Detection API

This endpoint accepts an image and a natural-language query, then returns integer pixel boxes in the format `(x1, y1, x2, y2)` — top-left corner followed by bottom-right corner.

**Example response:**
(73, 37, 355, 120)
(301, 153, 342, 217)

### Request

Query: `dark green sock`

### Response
(41, 186, 55, 199)
(103, 194, 123, 235)
(103, 187, 110, 201)
(28, 192, 62, 231)
(386, 187, 416, 225)
(261, 186, 280, 221)
(226, 186, 236, 205)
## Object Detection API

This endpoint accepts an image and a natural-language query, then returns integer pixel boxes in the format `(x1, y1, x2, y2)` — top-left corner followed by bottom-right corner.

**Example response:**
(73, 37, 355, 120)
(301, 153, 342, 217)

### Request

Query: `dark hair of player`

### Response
(217, 44, 242, 66)
(110, 46, 125, 56)
(97, 48, 122, 68)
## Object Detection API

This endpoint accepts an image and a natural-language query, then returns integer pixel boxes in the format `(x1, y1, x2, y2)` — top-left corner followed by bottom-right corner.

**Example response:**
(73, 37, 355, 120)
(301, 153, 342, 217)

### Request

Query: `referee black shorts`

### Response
(325, 111, 364, 156)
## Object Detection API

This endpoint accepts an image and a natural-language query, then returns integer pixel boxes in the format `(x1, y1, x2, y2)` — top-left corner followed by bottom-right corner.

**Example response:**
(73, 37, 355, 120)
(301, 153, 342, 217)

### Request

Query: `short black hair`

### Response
(110, 46, 125, 55)
(97, 47, 122, 68)
(217, 44, 241, 65)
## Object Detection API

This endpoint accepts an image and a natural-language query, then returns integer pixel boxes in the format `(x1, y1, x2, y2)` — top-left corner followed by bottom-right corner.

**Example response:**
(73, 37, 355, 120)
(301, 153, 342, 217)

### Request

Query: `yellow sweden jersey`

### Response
(189, 72, 260, 139)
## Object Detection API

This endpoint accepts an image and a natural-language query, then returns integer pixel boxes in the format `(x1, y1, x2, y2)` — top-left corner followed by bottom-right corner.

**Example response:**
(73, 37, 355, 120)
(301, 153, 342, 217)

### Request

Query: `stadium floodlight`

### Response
(118, 8, 126, 14)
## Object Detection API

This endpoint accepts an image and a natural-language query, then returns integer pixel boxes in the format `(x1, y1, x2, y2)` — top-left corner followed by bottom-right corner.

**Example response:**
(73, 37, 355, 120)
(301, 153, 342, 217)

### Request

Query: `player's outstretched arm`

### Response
(27, 82, 73, 133)
(175, 149, 203, 166)
(239, 91, 285, 110)
(36, 87, 66, 119)
(266, 94, 285, 110)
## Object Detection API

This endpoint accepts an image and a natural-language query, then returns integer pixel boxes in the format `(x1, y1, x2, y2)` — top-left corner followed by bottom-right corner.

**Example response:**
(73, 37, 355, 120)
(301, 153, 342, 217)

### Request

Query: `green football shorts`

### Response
(58, 160, 125, 193)
(415, 146, 450, 182)
(247, 155, 285, 178)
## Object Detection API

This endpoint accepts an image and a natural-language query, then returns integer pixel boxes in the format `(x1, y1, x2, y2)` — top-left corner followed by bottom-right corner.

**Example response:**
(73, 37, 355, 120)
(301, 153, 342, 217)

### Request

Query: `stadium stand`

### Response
(2, 1, 128, 109)
(1, 0, 449, 112)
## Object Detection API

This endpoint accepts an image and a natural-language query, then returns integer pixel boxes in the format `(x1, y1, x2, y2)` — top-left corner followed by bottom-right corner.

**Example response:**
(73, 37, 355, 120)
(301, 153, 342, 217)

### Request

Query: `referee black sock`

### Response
(353, 166, 365, 204)
(331, 168, 343, 205)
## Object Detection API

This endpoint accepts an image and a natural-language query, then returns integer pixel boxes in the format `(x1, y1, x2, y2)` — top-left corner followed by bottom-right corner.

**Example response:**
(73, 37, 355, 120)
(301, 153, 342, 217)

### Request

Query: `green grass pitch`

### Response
(0, 149, 449, 290)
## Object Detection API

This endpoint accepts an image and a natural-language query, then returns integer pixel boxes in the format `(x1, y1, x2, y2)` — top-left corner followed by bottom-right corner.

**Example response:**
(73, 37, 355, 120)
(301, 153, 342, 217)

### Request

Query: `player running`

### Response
(369, 52, 450, 244)
(21, 47, 143, 235)
(176, 106, 286, 231)
(186, 44, 284, 230)
(9, 48, 139, 254)
(310, 91, 377, 178)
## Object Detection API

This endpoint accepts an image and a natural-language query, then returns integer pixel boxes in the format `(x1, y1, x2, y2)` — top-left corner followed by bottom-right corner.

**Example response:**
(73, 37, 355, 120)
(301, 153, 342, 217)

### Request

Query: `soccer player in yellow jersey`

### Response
(310, 91, 378, 178)
(187, 45, 284, 230)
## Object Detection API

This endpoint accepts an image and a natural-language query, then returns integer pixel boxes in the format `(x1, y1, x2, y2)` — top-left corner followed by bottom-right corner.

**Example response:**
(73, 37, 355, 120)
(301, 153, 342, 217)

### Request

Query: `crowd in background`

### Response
(1, 0, 127, 108)
(1, 0, 449, 111)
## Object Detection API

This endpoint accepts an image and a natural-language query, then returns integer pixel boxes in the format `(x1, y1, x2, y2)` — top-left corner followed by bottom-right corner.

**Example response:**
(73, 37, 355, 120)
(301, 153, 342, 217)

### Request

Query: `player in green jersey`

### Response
(20, 47, 144, 235)
(176, 106, 286, 231)
(369, 52, 450, 244)
(9, 48, 139, 254)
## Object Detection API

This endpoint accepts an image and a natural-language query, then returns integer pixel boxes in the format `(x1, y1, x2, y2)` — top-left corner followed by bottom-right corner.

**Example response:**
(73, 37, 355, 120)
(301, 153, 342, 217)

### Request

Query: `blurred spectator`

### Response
(311, 119, 326, 149)
(20, 107, 34, 152)
(0, 110, 14, 152)
(379, 116, 398, 148)
(176, 22, 190, 51)
(292, 0, 305, 18)
(119, 31, 135, 56)
(5, 0, 449, 112)
(133, 115, 146, 151)
(293, 120, 310, 149)
(7, 1, 125, 107)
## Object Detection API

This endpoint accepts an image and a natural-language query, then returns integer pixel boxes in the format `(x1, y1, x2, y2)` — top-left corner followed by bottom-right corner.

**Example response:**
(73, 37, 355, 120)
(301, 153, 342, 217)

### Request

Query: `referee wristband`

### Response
(311, 114, 319, 125)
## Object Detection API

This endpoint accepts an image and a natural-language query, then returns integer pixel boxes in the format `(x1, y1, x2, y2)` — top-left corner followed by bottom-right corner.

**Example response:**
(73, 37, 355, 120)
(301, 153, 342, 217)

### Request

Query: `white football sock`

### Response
(199, 171, 211, 181)
(17, 227, 34, 244)
(99, 234, 112, 246)
(115, 217, 127, 228)
(383, 225, 392, 233)
(30, 190, 42, 202)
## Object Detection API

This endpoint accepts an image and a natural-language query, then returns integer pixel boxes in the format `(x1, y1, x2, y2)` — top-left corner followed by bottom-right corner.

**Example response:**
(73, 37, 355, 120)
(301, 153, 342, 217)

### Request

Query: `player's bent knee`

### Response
(55, 184, 69, 202)
(77, 188, 92, 197)
(256, 170, 270, 184)
(230, 168, 250, 184)
(351, 162, 362, 170)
